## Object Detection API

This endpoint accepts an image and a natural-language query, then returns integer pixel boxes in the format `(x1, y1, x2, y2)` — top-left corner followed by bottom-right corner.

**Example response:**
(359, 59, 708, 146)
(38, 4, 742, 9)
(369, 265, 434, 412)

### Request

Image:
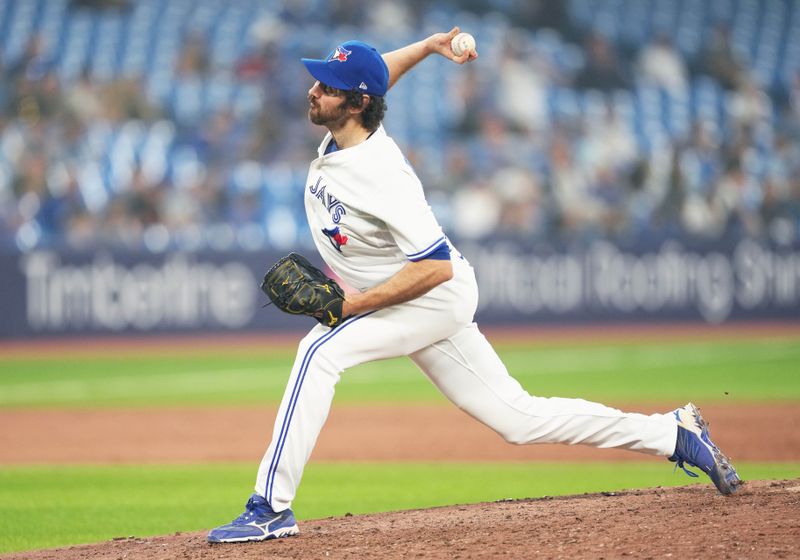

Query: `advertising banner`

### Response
(1, 239, 798, 338)
(461, 239, 800, 325)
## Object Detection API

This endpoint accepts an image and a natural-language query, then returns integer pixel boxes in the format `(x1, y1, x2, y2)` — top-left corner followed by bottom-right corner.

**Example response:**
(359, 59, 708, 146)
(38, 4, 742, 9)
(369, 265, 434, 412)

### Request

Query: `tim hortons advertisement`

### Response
(2, 251, 266, 337)
(0, 239, 798, 338)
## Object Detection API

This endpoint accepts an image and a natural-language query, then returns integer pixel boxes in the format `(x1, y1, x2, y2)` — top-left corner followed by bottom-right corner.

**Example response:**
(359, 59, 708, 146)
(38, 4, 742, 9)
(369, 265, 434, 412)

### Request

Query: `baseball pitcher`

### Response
(207, 28, 740, 544)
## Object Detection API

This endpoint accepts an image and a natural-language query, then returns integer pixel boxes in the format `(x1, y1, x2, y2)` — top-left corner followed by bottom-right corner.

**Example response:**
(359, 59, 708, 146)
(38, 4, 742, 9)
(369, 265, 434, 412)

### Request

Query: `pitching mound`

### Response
(6, 479, 799, 560)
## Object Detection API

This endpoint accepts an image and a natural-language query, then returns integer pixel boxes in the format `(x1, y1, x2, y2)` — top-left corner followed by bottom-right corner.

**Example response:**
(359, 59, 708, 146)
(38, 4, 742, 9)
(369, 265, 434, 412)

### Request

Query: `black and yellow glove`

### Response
(261, 253, 346, 328)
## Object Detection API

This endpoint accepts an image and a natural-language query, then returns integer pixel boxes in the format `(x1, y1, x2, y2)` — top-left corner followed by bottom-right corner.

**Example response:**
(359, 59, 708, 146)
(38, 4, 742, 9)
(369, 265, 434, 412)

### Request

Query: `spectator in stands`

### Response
(450, 178, 503, 240)
(238, 16, 285, 82)
(728, 78, 771, 132)
(102, 77, 158, 122)
(654, 148, 688, 235)
(366, 1, 414, 38)
(583, 102, 638, 174)
(176, 33, 211, 78)
(680, 121, 723, 200)
(699, 24, 748, 90)
(676, 122, 725, 237)
(14, 69, 63, 122)
(125, 168, 163, 228)
(765, 190, 799, 245)
(716, 158, 763, 237)
(448, 63, 485, 136)
(637, 35, 688, 95)
(760, 138, 798, 244)
(681, 189, 724, 238)
(465, 113, 529, 178)
(549, 128, 602, 237)
(623, 152, 672, 237)
(574, 33, 629, 92)
(41, 165, 87, 244)
(492, 166, 548, 238)
(437, 145, 475, 194)
(496, 31, 552, 133)
(64, 68, 103, 124)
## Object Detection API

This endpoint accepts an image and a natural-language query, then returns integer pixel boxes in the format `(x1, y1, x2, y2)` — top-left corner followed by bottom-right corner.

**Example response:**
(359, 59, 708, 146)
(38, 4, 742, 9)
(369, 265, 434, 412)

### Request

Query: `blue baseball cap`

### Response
(302, 40, 389, 97)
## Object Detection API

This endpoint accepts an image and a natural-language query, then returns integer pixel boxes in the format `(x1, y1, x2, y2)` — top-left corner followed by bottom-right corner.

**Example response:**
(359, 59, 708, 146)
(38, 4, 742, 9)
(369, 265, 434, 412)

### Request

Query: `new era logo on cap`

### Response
(302, 40, 389, 97)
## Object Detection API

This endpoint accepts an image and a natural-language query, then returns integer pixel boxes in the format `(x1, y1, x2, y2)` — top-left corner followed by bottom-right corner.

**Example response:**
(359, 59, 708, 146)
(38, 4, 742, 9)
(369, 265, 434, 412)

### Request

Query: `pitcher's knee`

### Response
(496, 426, 528, 445)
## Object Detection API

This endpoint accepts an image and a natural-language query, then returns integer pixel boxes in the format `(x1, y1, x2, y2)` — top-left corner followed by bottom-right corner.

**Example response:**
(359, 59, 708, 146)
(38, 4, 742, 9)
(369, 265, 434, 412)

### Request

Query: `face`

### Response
(307, 81, 350, 127)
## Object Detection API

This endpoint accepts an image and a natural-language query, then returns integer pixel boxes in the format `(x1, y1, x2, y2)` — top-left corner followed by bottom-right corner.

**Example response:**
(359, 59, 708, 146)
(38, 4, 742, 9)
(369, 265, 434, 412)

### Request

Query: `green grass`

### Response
(1, 461, 799, 553)
(1, 335, 798, 553)
(1, 337, 799, 407)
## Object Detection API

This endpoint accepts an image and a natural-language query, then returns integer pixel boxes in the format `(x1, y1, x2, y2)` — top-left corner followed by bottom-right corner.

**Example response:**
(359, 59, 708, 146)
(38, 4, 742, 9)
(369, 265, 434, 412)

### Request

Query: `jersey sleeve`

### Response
(371, 168, 448, 262)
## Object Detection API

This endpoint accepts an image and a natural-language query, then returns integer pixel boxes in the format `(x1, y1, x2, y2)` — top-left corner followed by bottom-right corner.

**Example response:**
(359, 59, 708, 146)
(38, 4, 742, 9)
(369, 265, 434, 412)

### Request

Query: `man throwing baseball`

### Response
(207, 27, 740, 544)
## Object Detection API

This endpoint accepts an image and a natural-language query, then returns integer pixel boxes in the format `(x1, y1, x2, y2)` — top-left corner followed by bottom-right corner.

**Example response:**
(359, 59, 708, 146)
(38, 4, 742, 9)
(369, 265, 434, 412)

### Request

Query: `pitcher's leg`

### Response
(255, 305, 473, 511)
(411, 324, 677, 456)
(255, 323, 340, 510)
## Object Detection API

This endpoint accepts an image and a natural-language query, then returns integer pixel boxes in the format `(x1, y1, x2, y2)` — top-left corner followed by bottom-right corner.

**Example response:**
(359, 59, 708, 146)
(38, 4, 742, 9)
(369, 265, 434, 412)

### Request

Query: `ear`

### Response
(349, 94, 370, 114)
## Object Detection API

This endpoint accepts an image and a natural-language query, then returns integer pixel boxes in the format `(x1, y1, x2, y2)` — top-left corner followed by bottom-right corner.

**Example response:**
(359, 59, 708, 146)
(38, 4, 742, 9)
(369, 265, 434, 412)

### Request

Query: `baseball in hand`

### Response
(451, 32, 476, 56)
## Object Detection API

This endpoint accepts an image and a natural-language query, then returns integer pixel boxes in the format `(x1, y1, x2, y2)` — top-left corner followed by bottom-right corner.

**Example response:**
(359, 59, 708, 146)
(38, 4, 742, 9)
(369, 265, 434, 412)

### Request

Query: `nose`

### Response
(308, 81, 322, 98)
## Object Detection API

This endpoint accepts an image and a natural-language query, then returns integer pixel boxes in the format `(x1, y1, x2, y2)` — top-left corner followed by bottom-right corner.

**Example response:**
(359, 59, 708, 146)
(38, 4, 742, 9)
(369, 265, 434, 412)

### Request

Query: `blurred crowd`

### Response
(439, 15, 800, 247)
(0, 0, 799, 253)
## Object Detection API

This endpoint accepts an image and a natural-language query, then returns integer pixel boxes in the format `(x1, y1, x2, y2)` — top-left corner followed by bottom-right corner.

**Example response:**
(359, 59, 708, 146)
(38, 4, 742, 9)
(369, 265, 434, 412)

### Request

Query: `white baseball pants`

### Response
(255, 274, 678, 512)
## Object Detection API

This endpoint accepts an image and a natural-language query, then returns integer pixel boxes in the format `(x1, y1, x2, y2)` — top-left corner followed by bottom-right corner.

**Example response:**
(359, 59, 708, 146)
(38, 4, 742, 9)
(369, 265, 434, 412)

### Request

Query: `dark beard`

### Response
(308, 97, 349, 127)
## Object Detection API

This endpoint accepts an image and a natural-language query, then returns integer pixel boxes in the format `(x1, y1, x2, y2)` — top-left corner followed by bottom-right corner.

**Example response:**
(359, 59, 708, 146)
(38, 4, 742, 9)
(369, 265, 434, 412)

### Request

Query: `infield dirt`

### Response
(2, 479, 799, 560)
(0, 402, 798, 464)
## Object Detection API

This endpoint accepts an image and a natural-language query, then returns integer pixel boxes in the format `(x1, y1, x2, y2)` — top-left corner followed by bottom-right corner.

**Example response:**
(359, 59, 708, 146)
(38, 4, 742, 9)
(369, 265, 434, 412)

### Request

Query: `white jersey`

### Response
(303, 125, 471, 292)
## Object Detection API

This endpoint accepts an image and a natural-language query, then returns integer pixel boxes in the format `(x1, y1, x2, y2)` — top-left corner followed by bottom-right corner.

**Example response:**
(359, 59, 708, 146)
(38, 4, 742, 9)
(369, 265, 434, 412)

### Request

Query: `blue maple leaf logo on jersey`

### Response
(322, 226, 348, 252)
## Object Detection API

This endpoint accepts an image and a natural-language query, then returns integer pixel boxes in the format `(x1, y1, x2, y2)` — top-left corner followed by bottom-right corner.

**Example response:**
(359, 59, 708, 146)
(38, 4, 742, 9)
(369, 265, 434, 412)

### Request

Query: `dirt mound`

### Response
(3, 403, 797, 464)
(5, 479, 798, 560)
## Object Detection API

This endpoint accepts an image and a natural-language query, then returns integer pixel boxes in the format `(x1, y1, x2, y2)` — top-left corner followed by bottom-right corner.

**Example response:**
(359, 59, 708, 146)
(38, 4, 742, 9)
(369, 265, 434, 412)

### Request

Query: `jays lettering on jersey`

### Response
(304, 125, 454, 291)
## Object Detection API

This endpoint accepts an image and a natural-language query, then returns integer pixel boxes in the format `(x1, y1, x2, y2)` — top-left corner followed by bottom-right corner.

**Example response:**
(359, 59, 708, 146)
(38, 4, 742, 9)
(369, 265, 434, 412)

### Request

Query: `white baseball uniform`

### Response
(255, 125, 678, 511)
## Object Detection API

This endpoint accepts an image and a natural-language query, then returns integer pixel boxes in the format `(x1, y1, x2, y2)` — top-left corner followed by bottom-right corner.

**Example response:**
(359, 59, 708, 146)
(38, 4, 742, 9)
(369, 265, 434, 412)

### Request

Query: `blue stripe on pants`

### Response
(265, 312, 374, 505)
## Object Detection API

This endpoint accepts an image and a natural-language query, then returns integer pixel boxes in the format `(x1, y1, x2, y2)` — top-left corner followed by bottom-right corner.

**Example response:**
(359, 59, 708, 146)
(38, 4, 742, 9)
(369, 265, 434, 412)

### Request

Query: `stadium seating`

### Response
(0, 0, 797, 251)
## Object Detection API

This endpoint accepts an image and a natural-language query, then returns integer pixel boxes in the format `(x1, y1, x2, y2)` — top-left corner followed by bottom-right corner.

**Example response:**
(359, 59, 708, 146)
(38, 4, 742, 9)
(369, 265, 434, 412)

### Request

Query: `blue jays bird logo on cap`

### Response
(329, 46, 352, 62)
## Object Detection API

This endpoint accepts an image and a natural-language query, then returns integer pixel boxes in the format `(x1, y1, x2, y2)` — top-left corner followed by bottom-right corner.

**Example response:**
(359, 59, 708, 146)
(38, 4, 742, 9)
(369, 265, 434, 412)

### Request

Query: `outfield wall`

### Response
(1, 239, 798, 338)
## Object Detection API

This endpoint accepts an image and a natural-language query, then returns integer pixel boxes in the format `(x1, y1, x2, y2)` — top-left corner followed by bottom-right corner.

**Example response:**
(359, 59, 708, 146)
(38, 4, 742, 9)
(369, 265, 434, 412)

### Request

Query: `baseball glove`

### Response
(261, 252, 347, 328)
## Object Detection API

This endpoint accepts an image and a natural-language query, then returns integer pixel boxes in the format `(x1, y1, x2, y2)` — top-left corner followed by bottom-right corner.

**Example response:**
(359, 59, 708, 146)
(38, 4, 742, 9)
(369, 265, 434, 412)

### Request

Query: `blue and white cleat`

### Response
(207, 493, 299, 543)
(669, 403, 742, 495)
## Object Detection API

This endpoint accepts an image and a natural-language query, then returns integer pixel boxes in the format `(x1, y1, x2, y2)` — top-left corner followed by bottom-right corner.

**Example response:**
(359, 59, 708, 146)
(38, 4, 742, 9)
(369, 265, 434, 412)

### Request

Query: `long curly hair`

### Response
(343, 90, 387, 132)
